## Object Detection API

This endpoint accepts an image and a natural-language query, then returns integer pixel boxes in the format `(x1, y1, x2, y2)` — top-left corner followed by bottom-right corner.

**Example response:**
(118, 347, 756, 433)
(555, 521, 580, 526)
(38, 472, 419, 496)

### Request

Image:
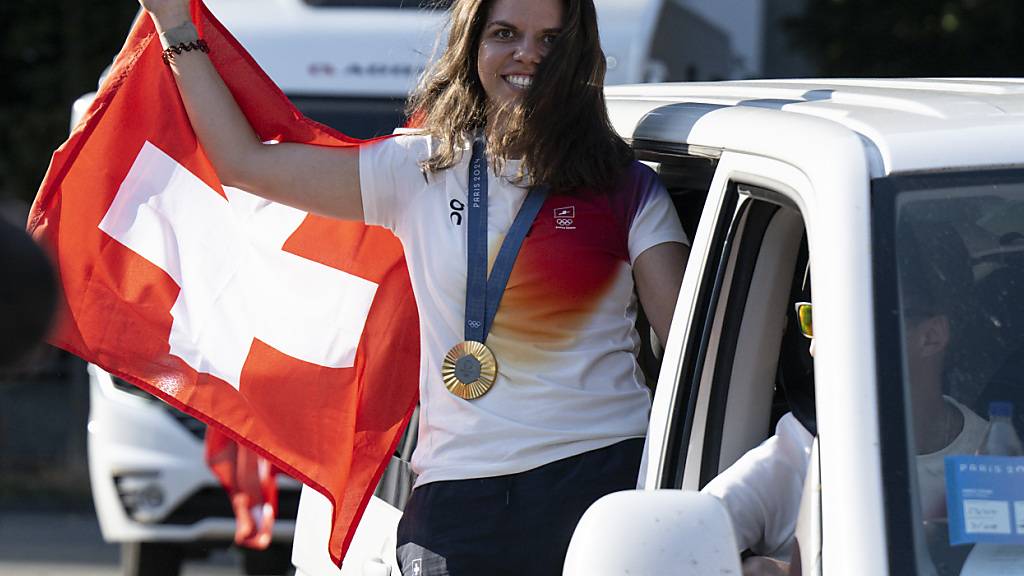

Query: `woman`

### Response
(139, 0, 689, 573)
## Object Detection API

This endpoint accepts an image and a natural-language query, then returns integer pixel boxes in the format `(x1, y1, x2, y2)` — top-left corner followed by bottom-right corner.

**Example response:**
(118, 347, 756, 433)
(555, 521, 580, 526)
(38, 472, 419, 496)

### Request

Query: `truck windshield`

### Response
(875, 169, 1024, 574)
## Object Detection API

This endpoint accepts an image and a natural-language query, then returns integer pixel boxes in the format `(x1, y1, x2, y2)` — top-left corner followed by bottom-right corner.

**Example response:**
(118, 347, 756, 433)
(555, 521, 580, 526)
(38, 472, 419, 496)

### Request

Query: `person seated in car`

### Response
(701, 221, 987, 576)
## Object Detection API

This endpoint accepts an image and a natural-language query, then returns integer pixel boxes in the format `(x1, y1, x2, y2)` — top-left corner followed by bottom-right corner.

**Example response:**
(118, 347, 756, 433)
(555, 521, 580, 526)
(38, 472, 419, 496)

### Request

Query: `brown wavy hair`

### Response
(407, 0, 632, 193)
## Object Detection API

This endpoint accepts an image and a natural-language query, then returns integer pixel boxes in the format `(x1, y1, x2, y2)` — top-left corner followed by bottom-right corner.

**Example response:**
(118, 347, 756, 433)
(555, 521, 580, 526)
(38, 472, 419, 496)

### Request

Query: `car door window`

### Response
(649, 169, 810, 491)
(650, 161, 817, 564)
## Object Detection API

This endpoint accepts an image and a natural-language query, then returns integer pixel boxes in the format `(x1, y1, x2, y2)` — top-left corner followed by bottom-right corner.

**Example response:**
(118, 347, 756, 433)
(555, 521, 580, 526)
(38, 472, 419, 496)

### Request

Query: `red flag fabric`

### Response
(27, 2, 419, 565)
(205, 428, 278, 550)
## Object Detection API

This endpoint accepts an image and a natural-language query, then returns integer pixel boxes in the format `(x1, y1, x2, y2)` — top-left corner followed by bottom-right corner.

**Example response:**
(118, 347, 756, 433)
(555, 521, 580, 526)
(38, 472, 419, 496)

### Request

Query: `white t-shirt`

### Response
(359, 134, 688, 487)
(917, 397, 987, 520)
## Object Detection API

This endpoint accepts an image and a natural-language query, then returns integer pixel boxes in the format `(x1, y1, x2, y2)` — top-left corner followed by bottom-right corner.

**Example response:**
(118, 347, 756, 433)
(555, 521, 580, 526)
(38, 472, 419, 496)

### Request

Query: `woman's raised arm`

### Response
(140, 0, 364, 221)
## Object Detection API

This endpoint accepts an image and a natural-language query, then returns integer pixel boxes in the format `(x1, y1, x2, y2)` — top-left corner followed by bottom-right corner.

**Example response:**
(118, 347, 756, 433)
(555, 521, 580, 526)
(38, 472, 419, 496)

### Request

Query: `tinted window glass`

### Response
(302, 0, 450, 8)
(877, 170, 1024, 574)
(292, 96, 407, 139)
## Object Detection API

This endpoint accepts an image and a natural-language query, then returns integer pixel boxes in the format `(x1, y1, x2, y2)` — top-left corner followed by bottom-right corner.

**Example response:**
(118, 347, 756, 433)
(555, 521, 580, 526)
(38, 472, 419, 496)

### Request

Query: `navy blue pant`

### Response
(395, 438, 644, 576)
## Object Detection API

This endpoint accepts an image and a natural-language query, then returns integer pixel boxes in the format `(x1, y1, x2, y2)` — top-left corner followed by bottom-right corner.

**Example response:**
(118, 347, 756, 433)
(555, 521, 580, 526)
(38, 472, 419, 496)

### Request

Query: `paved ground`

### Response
(0, 511, 248, 576)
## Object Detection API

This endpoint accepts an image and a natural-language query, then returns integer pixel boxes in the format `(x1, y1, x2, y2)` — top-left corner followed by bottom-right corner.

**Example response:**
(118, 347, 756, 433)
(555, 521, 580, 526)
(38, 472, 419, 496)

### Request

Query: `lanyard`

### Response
(464, 138, 549, 343)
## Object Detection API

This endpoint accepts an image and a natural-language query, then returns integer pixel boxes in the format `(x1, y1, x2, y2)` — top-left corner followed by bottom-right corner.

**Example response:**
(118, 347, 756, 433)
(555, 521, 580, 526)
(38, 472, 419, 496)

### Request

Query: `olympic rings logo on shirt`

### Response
(556, 218, 574, 227)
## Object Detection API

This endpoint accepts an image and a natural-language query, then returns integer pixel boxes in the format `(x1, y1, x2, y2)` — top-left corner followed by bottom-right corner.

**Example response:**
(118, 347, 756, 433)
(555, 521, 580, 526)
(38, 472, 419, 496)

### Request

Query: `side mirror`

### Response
(563, 490, 742, 576)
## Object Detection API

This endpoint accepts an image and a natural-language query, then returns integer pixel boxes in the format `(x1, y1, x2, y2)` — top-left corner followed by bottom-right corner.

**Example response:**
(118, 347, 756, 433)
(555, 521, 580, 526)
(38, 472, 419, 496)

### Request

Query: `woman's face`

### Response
(476, 0, 564, 112)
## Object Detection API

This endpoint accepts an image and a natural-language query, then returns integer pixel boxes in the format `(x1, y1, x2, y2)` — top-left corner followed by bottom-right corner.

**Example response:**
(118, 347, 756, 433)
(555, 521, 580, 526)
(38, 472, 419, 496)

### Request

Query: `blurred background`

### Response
(1, 0, 1022, 574)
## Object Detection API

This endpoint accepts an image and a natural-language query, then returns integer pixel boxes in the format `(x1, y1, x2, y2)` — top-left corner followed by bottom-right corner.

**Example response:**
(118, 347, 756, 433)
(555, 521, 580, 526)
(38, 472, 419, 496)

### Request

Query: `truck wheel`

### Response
(121, 541, 184, 576)
(242, 543, 293, 575)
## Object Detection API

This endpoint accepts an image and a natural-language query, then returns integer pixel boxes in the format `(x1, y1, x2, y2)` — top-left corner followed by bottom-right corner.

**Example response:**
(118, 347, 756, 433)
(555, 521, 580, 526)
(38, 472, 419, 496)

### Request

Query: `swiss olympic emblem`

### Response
(554, 206, 576, 230)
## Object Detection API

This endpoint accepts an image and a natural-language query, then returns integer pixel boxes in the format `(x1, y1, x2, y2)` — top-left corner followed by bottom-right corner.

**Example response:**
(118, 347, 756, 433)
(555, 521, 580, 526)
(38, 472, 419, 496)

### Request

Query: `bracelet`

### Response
(162, 39, 210, 65)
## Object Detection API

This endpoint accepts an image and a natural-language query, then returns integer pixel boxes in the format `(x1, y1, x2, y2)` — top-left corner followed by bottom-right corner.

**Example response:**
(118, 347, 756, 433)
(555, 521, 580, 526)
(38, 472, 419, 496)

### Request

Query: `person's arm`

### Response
(633, 241, 688, 344)
(701, 413, 813, 557)
(140, 0, 363, 221)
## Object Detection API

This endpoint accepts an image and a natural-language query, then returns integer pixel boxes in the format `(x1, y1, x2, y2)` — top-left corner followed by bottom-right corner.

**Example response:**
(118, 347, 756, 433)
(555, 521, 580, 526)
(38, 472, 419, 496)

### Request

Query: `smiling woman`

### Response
(476, 0, 562, 108)
(136, 0, 689, 573)
(408, 0, 632, 191)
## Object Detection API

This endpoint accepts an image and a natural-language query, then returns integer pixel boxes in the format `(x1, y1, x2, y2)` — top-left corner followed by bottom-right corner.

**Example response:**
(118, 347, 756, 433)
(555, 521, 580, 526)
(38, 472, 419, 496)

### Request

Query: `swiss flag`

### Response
(27, 1, 419, 566)
(205, 428, 280, 551)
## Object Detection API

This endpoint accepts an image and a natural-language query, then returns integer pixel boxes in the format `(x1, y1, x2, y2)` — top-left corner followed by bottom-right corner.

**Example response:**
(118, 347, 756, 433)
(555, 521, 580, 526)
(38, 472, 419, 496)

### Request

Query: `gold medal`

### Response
(445, 143, 545, 401)
(441, 340, 498, 400)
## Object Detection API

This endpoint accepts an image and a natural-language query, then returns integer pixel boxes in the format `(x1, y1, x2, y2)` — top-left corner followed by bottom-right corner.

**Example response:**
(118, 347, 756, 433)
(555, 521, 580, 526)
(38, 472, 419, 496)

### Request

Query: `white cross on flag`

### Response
(28, 2, 419, 566)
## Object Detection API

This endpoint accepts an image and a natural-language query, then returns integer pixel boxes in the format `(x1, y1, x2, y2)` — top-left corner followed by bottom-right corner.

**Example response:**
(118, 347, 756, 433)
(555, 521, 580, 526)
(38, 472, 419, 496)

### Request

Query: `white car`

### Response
(87, 365, 302, 575)
(330, 79, 1024, 575)
(564, 78, 1024, 575)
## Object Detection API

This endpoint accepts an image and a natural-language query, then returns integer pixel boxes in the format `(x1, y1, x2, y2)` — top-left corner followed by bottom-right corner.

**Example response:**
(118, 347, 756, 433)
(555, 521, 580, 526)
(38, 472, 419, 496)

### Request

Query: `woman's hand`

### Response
(138, 0, 191, 30)
(134, 0, 365, 221)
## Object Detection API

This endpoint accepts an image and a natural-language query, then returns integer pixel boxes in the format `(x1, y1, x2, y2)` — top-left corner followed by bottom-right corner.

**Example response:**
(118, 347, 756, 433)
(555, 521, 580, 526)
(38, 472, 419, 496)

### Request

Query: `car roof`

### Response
(605, 79, 1024, 176)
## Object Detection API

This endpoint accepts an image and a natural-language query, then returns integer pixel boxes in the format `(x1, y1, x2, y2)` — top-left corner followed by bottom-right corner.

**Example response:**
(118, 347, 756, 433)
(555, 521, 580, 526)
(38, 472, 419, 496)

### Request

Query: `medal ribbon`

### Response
(464, 138, 549, 343)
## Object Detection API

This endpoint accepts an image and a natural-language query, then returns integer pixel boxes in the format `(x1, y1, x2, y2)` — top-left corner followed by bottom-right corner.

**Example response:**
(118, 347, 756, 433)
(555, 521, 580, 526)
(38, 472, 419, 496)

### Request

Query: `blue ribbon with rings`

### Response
(441, 138, 549, 400)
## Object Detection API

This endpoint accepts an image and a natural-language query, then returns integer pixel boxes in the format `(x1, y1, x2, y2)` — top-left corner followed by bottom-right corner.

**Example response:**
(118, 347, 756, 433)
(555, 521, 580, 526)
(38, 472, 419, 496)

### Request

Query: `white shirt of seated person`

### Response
(701, 312, 987, 563)
(702, 411, 812, 558)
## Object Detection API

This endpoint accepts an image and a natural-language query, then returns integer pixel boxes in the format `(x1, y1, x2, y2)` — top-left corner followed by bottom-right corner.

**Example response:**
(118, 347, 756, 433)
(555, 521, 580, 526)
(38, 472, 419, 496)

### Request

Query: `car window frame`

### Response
(661, 181, 743, 489)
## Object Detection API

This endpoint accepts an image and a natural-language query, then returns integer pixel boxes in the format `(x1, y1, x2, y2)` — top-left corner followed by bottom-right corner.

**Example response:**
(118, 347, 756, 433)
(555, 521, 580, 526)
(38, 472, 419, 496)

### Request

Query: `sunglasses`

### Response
(794, 302, 813, 339)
